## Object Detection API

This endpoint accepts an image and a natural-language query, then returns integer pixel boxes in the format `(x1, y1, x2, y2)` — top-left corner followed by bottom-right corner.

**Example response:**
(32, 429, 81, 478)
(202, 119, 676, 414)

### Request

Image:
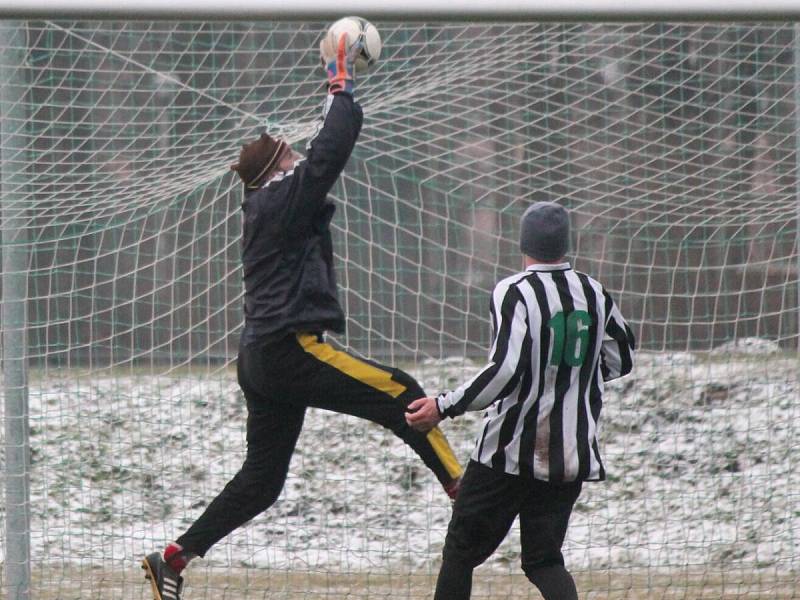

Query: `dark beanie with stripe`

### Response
(230, 133, 288, 190)
(519, 201, 570, 261)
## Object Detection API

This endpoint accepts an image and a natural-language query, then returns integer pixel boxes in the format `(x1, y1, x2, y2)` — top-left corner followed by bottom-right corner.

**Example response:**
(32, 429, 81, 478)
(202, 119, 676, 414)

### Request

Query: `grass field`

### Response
(20, 565, 800, 599)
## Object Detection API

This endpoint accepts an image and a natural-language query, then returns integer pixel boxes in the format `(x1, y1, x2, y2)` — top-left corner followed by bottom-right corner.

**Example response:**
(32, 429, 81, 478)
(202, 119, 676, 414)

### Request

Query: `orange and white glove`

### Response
(325, 33, 361, 95)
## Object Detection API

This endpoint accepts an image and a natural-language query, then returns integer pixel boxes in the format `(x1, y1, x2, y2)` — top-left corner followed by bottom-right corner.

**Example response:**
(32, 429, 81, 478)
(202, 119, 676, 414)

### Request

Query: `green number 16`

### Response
(547, 310, 592, 367)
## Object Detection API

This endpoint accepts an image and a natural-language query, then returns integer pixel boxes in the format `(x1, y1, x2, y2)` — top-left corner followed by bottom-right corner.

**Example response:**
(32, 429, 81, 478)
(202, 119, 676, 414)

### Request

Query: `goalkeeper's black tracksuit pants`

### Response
(175, 332, 463, 557)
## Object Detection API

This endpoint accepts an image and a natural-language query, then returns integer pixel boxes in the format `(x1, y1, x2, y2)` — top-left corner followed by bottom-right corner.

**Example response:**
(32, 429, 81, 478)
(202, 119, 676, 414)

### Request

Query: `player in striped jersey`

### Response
(407, 202, 635, 600)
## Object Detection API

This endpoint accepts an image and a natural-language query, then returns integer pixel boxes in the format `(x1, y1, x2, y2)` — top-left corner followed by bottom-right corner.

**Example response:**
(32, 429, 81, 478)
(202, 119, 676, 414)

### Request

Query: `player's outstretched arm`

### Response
(435, 284, 528, 419)
(282, 33, 363, 234)
(303, 35, 363, 178)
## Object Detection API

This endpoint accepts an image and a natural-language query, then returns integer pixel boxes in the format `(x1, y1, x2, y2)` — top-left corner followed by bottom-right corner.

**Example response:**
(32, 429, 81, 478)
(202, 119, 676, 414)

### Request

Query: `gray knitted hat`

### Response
(519, 202, 570, 261)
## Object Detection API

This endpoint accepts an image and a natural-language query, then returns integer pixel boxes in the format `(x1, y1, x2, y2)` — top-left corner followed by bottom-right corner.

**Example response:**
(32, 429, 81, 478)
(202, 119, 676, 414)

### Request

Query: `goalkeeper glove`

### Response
(326, 33, 360, 96)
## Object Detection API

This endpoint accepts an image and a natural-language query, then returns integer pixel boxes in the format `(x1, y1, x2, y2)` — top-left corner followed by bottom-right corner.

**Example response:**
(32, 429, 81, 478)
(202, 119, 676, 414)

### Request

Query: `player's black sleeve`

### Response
(305, 92, 363, 189)
(282, 92, 363, 235)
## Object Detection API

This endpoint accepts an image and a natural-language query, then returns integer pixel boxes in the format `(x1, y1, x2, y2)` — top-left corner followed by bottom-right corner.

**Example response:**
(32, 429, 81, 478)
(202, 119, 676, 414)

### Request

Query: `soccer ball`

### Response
(320, 16, 381, 73)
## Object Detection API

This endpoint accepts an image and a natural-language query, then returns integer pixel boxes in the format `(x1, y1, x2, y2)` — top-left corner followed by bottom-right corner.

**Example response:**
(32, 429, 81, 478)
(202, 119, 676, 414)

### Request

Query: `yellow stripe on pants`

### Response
(297, 333, 463, 479)
(298, 333, 406, 397)
(425, 426, 463, 479)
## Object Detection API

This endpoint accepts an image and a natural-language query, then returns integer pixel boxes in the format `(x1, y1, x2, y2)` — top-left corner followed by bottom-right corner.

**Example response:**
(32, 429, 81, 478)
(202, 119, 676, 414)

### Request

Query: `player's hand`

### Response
(326, 33, 360, 95)
(405, 396, 443, 432)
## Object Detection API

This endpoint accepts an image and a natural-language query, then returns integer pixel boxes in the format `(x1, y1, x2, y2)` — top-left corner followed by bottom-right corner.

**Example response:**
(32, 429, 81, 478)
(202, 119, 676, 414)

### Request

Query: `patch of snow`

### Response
(0, 351, 797, 577)
(711, 337, 783, 356)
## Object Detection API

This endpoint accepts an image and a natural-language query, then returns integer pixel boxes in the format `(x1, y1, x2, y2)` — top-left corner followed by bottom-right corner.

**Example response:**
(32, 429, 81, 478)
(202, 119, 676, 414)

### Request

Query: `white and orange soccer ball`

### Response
(320, 16, 381, 73)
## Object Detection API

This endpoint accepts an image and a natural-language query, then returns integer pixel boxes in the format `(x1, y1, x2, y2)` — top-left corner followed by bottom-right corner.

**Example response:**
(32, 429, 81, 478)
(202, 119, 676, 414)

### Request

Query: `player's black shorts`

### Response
(442, 460, 582, 571)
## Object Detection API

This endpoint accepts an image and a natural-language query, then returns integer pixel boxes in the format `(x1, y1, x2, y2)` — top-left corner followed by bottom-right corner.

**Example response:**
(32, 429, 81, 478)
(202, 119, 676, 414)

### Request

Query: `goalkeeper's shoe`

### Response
(142, 551, 184, 600)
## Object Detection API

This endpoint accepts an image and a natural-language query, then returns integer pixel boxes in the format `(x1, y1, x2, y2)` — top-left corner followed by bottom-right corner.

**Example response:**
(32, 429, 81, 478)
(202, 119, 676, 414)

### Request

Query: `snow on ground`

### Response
(1, 342, 798, 576)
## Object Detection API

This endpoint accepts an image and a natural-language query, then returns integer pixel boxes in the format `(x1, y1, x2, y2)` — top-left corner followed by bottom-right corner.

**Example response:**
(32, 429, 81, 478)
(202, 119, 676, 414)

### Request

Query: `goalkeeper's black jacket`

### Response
(239, 92, 363, 347)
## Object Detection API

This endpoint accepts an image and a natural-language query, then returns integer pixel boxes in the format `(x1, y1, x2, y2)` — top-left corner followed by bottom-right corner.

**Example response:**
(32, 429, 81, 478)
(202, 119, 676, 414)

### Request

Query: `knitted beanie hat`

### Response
(230, 133, 288, 189)
(519, 201, 570, 261)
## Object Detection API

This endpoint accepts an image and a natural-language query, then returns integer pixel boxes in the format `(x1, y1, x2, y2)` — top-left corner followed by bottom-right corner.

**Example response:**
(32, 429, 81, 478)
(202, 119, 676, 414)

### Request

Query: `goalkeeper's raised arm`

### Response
(284, 33, 365, 228)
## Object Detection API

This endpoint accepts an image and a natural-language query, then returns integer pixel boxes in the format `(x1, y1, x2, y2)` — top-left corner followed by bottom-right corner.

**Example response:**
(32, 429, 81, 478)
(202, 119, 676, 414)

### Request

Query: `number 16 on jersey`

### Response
(548, 310, 592, 367)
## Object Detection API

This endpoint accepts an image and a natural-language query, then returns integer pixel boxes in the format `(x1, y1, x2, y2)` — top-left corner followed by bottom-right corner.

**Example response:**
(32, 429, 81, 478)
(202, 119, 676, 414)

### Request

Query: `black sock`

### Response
(433, 557, 473, 600)
(525, 564, 578, 600)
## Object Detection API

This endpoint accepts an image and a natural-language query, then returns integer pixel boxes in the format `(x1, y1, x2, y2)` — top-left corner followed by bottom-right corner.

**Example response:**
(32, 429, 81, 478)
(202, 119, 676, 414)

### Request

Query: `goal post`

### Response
(1, 16, 799, 600)
(1, 18, 31, 600)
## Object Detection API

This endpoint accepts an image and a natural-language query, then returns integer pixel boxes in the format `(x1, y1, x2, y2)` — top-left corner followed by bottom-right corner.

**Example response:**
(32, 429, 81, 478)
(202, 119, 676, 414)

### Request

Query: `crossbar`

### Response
(2, 0, 800, 21)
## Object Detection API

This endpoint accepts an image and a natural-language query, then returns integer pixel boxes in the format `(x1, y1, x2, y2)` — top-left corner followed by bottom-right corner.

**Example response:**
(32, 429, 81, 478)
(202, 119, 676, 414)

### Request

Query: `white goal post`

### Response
(3, 0, 800, 20)
(2, 11, 800, 600)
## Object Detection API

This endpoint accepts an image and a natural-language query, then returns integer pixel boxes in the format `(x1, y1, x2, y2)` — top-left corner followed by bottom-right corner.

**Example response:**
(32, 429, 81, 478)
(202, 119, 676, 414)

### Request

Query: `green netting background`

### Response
(0, 21, 798, 599)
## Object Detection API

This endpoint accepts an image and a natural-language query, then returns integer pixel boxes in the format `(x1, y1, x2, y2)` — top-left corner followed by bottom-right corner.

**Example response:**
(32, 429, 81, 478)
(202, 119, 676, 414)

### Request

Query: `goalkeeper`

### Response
(142, 34, 462, 600)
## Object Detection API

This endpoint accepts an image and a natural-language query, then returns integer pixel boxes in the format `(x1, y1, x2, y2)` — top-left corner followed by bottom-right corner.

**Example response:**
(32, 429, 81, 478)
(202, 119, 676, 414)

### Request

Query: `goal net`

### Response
(1, 20, 798, 599)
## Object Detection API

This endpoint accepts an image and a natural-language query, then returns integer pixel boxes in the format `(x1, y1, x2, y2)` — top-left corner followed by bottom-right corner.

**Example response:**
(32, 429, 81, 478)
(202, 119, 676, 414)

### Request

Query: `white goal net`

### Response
(1, 20, 798, 599)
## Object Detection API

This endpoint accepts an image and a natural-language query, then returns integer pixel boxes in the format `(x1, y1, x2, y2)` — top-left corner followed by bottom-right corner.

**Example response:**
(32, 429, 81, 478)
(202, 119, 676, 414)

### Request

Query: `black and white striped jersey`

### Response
(436, 262, 635, 482)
